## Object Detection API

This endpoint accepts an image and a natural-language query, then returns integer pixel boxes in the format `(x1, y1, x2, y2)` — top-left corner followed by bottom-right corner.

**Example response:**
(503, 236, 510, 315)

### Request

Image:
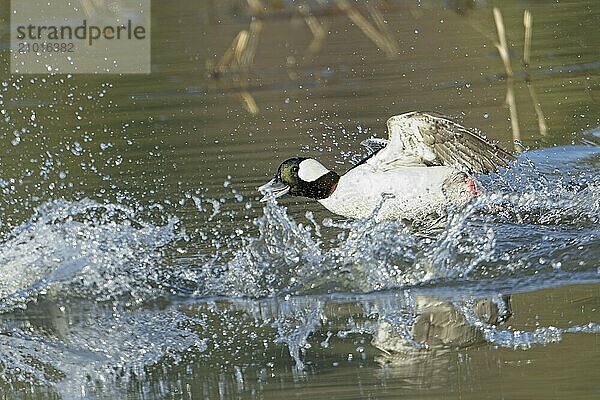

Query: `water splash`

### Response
(0, 145, 598, 396)
(0, 305, 206, 398)
(194, 147, 599, 298)
(455, 299, 600, 349)
(0, 198, 180, 310)
(272, 298, 324, 371)
(179, 144, 600, 369)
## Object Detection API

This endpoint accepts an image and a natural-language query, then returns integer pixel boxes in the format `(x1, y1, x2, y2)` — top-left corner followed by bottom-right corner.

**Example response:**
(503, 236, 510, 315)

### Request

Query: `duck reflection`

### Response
(373, 295, 512, 361)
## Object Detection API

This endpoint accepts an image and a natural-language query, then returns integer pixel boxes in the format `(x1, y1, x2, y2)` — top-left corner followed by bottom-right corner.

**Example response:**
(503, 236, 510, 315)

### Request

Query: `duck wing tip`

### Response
(385, 111, 516, 174)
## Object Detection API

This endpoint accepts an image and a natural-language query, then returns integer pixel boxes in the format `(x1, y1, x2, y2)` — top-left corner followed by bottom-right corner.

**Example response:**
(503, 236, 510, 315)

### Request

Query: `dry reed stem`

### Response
(367, 3, 399, 52)
(527, 84, 548, 136)
(246, 0, 264, 15)
(213, 26, 259, 113)
(336, 0, 398, 59)
(299, 6, 328, 55)
(215, 30, 245, 71)
(493, 8, 513, 78)
(234, 30, 250, 65)
(523, 10, 532, 67)
(240, 20, 263, 66)
(493, 7, 521, 150)
(522, 10, 548, 136)
(239, 91, 259, 115)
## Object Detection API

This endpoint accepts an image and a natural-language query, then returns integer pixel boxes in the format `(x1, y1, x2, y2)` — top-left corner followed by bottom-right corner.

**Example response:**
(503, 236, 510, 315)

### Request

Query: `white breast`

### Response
(318, 164, 470, 220)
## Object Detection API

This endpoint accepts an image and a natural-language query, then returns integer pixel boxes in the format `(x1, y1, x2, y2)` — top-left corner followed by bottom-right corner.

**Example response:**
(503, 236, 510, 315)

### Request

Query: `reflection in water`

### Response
(371, 295, 511, 390)
(1, 284, 597, 398)
(208, 0, 401, 114)
(372, 295, 512, 358)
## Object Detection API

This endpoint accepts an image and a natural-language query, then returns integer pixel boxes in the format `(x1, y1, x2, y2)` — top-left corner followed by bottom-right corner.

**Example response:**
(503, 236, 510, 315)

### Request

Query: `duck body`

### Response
(319, 164, 471, 220)
(259, 111, 515, 223)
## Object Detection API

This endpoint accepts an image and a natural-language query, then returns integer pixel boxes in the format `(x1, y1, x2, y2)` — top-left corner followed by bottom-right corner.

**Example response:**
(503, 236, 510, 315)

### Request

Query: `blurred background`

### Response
(0, 0, 598, 221)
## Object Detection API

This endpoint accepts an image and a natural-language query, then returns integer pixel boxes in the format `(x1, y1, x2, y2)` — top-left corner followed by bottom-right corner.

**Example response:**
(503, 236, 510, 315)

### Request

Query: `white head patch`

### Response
(298, 159, 330, 182)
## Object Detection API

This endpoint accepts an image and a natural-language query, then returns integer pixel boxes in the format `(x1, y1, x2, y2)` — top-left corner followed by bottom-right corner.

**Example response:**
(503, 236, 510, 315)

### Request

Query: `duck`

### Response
(258, 111, 515, 222)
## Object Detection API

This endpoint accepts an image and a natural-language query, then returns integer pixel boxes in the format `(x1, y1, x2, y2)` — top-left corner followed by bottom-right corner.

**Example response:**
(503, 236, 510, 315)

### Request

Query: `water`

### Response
(1, 0, 599, 399)
(1, 139, 598, 400)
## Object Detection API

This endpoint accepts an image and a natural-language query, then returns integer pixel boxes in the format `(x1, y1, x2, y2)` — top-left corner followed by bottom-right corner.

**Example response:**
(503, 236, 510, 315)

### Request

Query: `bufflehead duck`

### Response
(259, 111, 515, 221)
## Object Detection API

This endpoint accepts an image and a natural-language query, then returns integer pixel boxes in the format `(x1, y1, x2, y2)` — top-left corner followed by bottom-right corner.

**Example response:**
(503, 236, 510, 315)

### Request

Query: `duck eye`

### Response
(292, 166, 299, 173)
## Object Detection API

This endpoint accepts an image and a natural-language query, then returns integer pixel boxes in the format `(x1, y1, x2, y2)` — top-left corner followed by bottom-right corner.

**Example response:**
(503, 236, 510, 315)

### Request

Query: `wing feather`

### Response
(360, 138, 388, 153)
(370, 111, 515, 173)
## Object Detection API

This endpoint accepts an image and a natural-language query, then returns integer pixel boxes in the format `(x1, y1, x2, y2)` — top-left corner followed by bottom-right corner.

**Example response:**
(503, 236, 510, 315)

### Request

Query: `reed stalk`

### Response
(336, 0, 399, 59)
(493, 7, 522, 151)
(523, 10, 548, 136)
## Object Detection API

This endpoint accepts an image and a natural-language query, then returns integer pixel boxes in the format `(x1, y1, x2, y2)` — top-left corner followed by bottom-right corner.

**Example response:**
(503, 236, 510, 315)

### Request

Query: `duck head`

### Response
(259, 157, 340, 201)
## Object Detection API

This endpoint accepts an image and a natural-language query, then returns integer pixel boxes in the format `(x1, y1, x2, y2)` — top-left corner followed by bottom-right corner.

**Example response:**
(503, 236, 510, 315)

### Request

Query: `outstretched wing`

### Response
(368, 111, 515, 173)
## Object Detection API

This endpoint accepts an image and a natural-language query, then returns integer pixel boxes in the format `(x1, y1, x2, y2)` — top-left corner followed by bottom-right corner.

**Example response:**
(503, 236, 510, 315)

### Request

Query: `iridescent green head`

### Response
(259, 157, 339, 201)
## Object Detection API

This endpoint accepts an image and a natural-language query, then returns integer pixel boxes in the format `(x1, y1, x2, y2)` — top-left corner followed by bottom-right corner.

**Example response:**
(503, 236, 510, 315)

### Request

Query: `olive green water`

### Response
(0, 1, 599, 399)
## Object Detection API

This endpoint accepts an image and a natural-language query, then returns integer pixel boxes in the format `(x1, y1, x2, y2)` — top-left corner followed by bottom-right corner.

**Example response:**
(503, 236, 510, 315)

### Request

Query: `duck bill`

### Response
(258, 178, 290, 202)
